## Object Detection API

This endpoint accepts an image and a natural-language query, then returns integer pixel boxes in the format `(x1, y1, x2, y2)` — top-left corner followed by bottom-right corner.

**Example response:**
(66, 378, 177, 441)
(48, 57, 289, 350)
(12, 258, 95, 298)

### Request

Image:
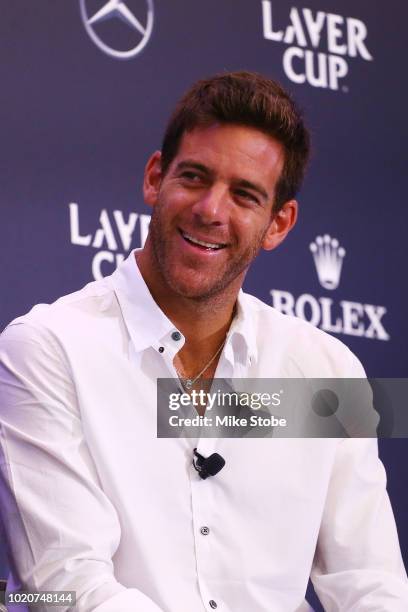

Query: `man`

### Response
(0, 72, 407, 611)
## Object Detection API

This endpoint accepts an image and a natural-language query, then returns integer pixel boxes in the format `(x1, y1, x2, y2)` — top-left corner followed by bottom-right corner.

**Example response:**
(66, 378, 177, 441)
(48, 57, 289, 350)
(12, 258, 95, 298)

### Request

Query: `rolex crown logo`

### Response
(309, 234, 346, 290)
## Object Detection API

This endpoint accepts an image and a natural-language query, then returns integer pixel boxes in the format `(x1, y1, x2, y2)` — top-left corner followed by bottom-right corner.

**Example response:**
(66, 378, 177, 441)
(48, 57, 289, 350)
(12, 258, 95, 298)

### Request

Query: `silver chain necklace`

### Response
(176, 338, 226, 390)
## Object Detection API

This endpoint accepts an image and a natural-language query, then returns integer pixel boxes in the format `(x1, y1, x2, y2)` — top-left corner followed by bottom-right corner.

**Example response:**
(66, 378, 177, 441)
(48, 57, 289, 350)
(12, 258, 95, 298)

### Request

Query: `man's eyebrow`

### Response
(175, 160, 269, 201)
(175, 160, 213, 176)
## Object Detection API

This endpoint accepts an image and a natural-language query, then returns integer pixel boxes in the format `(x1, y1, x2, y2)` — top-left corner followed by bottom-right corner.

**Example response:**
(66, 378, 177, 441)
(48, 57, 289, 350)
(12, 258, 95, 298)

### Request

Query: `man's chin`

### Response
(168, 281, 218, 301)
(163, 272, 228, 301)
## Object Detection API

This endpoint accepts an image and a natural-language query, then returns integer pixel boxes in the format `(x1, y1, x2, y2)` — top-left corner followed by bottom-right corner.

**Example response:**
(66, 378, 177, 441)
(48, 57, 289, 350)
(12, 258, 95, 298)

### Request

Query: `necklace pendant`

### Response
(185, 379, 193, 389)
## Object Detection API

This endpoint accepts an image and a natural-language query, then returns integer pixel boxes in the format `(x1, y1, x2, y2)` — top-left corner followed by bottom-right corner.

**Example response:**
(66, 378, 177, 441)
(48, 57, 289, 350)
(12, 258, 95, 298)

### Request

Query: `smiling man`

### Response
(0, 72, 407, 612)
(137, 119, 297, 389)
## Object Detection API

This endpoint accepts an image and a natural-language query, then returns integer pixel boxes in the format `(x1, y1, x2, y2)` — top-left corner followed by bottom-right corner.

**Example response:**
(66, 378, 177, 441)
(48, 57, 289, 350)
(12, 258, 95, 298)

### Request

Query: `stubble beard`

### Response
(149, 198, 268, 302)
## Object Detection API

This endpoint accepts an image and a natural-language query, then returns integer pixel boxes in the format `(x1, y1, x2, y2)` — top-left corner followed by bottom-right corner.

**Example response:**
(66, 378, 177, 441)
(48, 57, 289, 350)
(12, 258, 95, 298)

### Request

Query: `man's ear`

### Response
(143, 151, 163, 207)
(262, 199, 298, 251)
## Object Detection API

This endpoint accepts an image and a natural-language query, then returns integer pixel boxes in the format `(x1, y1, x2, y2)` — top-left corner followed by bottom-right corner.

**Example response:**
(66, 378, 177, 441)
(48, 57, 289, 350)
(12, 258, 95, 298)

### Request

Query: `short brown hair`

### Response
(161, 71, 310, 212)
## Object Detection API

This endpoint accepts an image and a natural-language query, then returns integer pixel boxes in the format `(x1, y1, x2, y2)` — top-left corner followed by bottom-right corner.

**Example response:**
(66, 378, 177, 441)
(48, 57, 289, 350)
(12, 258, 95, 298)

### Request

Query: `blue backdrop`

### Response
(1, 1, 407, 607)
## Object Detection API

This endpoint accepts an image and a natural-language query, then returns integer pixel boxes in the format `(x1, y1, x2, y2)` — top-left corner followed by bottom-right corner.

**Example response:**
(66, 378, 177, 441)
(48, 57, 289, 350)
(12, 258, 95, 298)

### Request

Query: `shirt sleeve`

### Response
(310, 437, 408, 611)
(0, 321, 164, 612)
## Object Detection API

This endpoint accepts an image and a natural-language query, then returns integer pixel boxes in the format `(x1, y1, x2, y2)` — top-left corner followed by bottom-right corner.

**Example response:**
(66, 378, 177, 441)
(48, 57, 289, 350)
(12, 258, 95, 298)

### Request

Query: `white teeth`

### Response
(182, 232, 225, 249)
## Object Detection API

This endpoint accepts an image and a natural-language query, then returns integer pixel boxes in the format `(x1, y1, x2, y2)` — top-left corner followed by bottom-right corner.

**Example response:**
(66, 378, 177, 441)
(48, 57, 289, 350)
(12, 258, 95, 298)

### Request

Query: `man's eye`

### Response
(180, 171, 202, 182)
(235, 189, 259, 204)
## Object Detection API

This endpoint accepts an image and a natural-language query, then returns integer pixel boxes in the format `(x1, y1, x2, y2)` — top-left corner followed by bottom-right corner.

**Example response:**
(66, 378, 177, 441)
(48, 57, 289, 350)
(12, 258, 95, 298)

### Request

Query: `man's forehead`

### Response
(172, 123, 285, 183)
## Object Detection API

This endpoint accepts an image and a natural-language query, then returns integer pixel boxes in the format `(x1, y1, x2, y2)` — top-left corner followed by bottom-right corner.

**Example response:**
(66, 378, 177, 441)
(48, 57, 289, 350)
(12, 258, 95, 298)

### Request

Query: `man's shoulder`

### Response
(1, 277, 119, 346)
(242, 292, 364, 377)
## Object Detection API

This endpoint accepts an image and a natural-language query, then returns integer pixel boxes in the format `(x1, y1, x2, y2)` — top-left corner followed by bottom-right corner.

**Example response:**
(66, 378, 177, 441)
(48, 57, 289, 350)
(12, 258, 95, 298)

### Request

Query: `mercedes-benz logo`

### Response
(79, 0, 154, 59)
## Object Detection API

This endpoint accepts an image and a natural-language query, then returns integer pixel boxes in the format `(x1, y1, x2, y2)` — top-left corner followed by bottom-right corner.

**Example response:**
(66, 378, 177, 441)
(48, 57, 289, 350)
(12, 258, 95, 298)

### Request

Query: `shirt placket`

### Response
(156, 328, 186, 385)
(190, 437, 228, 612)
(156, 329, 245, 611)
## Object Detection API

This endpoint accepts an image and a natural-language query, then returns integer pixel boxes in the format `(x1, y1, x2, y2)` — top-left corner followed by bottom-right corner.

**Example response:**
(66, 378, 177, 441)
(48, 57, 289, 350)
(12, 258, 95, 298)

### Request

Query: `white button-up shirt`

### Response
(0, 251, 407, 612)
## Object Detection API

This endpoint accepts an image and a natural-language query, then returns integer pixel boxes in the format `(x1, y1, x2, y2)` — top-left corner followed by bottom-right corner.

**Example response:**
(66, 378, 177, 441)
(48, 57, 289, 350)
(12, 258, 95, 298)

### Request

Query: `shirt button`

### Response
(158, 346, 165, 353)
(209, 601, 217, 609)
(171, 331, 182, 341)
(200, 526, 210, 536)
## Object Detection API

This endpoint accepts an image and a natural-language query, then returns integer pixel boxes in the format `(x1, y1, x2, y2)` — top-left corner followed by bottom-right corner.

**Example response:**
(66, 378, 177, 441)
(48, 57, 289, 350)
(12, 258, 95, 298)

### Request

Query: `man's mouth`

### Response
(180, 230, 227, 251)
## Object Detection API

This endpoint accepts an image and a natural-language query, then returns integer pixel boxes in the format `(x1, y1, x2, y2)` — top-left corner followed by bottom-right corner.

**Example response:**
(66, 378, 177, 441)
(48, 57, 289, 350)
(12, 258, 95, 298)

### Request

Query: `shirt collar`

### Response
(110, 250, 175, 353)
(227, 290, 258, 366)
(110, 249, 258, 363)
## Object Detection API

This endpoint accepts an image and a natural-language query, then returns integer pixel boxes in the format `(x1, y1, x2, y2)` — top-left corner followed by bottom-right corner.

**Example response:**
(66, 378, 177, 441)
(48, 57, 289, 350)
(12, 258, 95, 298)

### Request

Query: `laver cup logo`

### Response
(261, 1, 373, 91)
(80, 0, 154, 59)
(69, 203, 151, 279)
(270, 235, 390, 341)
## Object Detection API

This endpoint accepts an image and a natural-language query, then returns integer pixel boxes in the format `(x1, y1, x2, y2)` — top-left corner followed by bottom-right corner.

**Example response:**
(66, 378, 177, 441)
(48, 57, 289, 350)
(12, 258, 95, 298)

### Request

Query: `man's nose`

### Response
(191, 185, 230, 225)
